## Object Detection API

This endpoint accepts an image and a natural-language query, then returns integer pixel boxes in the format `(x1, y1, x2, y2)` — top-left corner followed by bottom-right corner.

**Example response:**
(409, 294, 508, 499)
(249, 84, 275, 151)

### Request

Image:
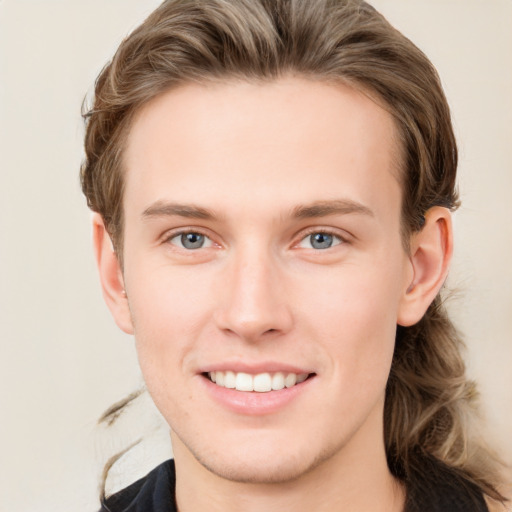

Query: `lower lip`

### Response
(200, 375, 315, 416)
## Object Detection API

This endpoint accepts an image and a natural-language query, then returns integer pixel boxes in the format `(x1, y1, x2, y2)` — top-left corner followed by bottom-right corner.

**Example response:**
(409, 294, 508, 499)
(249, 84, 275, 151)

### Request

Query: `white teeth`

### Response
(235, 372, 253, 391)
(224, 371, 236, 389)
(284, 373, 297, 388)
(253, 373, 272, 392)
(207, 371, 310, 392)
(271, 372, 285, 391)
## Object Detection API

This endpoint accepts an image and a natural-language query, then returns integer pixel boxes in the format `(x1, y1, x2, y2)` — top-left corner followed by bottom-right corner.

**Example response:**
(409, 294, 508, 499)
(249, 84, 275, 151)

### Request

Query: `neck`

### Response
(171, 409, 405, 512)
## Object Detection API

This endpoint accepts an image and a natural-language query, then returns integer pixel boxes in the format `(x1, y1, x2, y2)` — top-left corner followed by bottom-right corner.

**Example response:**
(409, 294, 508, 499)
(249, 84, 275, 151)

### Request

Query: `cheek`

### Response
(296, 263, 402, 379)
(128, 277, 203, 419)
(124, 267, 211, 385)
(299, 258, 403, 326)
(125, 259, 230, 394)
(127, 260, 215, 334)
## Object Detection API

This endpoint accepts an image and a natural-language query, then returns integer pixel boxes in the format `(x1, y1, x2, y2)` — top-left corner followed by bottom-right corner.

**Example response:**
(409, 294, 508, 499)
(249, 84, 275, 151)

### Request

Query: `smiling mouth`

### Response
(204, 371, 314, 392)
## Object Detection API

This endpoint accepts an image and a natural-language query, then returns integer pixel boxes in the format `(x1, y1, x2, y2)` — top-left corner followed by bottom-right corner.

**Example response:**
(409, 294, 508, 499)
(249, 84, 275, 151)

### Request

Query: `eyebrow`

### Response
(141, 198, 374, 221)
(291, 199, 374, 219)
(142, 201, 216, 220)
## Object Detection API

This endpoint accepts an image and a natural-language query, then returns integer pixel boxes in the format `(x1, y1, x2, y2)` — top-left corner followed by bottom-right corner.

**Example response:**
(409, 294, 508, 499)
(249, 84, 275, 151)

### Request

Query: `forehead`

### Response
(122, 78, 401, 221)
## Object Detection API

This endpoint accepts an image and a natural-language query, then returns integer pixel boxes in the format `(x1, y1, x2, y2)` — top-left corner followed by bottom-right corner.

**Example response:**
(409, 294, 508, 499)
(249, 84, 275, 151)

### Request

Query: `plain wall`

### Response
(0, 1, 510, 510)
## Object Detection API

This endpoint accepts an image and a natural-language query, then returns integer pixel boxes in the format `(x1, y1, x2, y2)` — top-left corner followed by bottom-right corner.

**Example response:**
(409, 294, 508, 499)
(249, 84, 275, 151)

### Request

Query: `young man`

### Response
(81, 0, 507, 510)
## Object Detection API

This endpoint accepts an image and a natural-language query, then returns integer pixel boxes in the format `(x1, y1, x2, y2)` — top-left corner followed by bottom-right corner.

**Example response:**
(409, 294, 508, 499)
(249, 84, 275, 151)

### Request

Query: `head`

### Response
(82, 0, 503, 499)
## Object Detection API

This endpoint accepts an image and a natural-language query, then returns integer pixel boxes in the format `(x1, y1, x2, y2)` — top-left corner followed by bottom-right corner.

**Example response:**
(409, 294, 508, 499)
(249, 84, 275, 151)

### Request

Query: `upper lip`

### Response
(198, 361, 314, 375)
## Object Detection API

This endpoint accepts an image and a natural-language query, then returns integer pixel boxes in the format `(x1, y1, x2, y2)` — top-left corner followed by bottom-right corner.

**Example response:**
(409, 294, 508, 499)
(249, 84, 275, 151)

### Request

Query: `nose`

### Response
(214, 247, 293, 342)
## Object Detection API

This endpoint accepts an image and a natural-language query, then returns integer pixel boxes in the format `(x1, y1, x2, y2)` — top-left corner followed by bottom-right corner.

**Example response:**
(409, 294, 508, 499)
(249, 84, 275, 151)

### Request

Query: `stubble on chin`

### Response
(180, 435, 344, 486)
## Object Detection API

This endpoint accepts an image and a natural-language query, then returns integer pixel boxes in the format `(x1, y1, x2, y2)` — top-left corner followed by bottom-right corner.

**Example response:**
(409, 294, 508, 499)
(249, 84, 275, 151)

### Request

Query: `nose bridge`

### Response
(215, 241, 292, 340)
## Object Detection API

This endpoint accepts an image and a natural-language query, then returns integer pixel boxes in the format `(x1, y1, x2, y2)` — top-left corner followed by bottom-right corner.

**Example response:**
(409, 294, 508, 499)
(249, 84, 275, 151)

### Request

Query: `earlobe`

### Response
(92, 213, 134, 334)
(397, 207, 453, 327)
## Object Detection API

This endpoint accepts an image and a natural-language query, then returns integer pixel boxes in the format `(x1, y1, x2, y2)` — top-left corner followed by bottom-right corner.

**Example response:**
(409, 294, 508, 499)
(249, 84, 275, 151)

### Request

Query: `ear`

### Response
(397, 207, 453, 327)
(92, 213, 134, 334)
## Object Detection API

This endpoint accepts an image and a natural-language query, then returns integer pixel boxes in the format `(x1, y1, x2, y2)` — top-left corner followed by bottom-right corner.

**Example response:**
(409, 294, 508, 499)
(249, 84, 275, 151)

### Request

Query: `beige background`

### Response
(0, 1, 511, 510)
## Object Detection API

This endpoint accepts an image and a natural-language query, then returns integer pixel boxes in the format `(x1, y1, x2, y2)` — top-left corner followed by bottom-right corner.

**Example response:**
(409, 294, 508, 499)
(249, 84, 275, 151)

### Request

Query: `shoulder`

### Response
(99, 459, 176, 512)
(404, 453, 494, 512)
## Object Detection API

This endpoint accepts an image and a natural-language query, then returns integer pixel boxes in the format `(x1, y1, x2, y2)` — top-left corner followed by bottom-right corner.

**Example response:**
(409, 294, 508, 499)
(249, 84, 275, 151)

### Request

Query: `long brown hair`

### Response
(81, 0, 506, 502)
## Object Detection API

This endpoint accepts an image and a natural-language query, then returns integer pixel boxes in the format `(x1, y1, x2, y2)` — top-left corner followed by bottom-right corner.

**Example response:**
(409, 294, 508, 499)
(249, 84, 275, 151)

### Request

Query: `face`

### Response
(119, 78, 414, 483)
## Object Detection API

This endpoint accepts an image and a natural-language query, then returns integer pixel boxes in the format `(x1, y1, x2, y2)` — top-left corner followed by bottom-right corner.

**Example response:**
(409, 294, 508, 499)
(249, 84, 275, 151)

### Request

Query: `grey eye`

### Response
(167, 230, 214, 250)
(309, 233, 334, 249)
(297, 231, 343, 250)
(180, 232, 206, 249)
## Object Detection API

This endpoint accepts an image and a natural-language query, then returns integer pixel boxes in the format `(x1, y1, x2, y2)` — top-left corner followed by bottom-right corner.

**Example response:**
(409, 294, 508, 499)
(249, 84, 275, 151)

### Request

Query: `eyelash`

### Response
(295, 228, 347, 250)
(162, 227, 348, 252)
(163, 229, 215, 250)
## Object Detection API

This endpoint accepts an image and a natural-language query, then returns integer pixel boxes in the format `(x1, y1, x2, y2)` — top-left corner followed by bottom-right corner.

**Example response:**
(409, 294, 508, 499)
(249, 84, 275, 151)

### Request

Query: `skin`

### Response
(94, 77, 453, 512)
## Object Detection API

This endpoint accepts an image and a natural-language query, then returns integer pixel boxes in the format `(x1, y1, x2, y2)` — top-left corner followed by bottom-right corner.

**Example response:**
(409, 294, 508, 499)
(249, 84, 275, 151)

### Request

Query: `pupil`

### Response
(182, 233, 204, 249)
(311, 233, 333, 249)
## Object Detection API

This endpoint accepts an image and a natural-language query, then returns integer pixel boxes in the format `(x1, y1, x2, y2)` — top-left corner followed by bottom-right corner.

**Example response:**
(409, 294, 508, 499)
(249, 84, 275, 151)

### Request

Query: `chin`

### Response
(198, 456, 312, 484)
(188, 438, 336, 485)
